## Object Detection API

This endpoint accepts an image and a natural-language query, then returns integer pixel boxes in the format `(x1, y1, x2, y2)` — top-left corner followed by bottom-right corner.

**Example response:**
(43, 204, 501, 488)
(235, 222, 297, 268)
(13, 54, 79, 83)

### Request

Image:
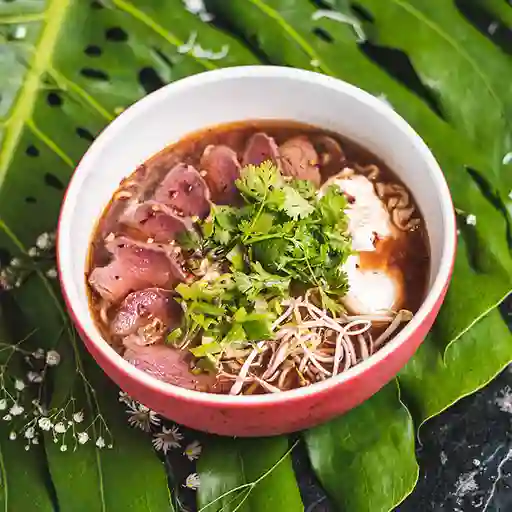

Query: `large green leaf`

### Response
(0, 0, 257, 510)
(0, 310, 54, 512)
(399, 306, 512, 425)
(342, 0, 512, 211)
(197, 436, 303, 512)
(208, 0, 512, 348)
(304, 381, 418, 512)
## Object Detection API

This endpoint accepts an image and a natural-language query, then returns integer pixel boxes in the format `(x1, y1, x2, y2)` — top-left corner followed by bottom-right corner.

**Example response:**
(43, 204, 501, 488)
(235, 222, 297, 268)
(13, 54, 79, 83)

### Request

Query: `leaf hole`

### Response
(76, 127, 95, 142)
(44, 173, 64, 190)
(84, 44, 102, 57)
(80, 68, 110, 81)
(25, 196, 37, 204)
(26, 145, 40, 157)
(359, 43, 445, 119)
(350, 3, 374, 23)
(312, 27, 334, 43)
(105, 27, 128, 42)
(138, 67, 165, 94)
(47, 92, 63, 107)
(0, 248, 11, 266)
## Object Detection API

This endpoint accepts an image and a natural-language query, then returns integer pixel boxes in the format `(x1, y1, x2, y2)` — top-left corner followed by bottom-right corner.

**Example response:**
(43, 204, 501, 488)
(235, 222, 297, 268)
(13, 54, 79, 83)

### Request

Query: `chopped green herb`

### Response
(169, 161, 352, 368)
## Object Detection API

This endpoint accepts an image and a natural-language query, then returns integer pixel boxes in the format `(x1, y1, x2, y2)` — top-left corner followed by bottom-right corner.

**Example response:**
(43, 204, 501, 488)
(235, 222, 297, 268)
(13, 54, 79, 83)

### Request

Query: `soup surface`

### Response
(87, 121, 429, 394)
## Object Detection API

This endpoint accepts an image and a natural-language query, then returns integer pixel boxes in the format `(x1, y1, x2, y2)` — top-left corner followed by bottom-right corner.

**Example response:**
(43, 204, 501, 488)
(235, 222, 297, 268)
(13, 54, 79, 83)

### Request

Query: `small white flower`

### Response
(10, 404, 24, 416)
(108, 444, 113, 449)
(28, 247, 38, 257)
(9, 431, 16, 440)
(24, 445, 30, 451)
(54, 422, 66, 434)
(0, 399, 7, 410)
(184, 440, 202, 461)
(36, 233, 51, 250)
(24, 427, 35, 439)
(46, 268, 57, 279)
(73, 411, 84, 423)
(14, 379, 25, 391)
(32, 348, 45, 360)
(466, 214, 477, 226)
(118, 391, 132, 405)
(152, 425, 184, 454)
(96, 436, 105, 448)
(3, 414, 12, 422)
(126, 403, 161, 432)
(38, 417, 52, 431)
(46, 350, 61, 366)
(27, 371, 43, 383)
(10, 258, 22, 267)
(184, 473, 200, 490)
(77, 432, 89, 445)
(32, 437, 39, 445)
(60, 444, 67, 452)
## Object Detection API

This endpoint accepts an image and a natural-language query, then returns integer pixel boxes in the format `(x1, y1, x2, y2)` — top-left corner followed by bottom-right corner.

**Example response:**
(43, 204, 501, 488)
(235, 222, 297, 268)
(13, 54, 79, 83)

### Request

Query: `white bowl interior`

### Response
(58, 66, 455, 402)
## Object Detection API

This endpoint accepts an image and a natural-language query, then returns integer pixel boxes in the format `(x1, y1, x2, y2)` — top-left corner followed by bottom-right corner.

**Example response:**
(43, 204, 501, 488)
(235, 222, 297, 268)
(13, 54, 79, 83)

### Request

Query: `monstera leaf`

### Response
(0, 0, 510, 511)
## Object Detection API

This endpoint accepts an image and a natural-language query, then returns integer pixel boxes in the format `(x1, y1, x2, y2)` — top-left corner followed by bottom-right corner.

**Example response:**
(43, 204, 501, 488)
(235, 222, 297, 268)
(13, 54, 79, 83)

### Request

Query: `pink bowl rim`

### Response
(57, 65, 457, 407)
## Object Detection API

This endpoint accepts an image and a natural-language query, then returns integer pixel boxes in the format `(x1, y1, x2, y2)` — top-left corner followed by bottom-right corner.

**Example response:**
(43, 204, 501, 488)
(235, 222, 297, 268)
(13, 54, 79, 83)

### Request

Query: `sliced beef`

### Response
(123, 343, 218, 392)
(200, 145, 241, 204)
(88, 236, 186, 303)
(111, 288, 181, 341)
(313, 135, 346, 178)
(279, 136, 321, 187)
(153, 163, 210, 219)
(242, 132, 280, 167)
(120, 201, 192, 243)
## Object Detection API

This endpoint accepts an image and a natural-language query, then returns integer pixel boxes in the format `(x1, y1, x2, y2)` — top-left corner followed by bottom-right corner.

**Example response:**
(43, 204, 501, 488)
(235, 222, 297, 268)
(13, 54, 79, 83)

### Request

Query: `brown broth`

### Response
(87, 120, 430, 371)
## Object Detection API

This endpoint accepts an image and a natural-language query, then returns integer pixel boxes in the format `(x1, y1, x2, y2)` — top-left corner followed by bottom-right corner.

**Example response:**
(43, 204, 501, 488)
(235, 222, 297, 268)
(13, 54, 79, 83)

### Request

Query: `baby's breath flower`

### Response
(24, 445, 30, 451)
(60, 444, 67, 452)
(27, 371, 43, 383)
(152, 425, 183, 453)
(32, 437, 39, 445)
(0, 399, 7, 410)
(46, 268, 58, 279)
(24, 427, 35, 439)
(118, 391, 132, 405)
(73, 411, 84, 423)
(36, 233, 51, 250)
(126, 403, 161, 432)
(46, 350, 61, 366)
(38, 417, 52, 431)
(9, 404, 24, 416)
(184, 440, 202, 461)
(54, 422, 66, 434)
(184, 473, 200, 490)
(10, 258, 22, 267)
(9, 431, 16, 440)
(3, 414, 12, 422)
(77, 432, 89, 444)
(32, 348, 45, 360)
(28, 247, 38, 258)
(14, 379, 25, 391)
(96, 436, 105, 449)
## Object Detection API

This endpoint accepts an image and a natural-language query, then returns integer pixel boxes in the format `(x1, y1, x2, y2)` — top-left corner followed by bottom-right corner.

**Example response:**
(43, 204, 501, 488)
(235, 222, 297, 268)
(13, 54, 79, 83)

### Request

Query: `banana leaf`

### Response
(197, 437, 303, 512)
(0, 0, 256, 510)
(304, 381, 418, 512)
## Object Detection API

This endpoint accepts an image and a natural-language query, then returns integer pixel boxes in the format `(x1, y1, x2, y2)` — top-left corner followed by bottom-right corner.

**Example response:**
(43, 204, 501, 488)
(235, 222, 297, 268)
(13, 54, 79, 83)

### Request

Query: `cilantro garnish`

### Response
(170, 161, 352, 369)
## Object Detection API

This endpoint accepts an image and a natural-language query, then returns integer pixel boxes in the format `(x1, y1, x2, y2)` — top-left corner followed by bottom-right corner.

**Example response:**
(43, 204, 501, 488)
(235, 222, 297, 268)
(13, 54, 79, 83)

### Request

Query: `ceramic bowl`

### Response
(57, 66, 457, 436)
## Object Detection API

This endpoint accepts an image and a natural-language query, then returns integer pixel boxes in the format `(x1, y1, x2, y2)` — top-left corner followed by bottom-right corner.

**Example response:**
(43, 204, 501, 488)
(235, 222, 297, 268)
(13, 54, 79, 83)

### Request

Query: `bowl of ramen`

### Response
(58, 66, 456, 436)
